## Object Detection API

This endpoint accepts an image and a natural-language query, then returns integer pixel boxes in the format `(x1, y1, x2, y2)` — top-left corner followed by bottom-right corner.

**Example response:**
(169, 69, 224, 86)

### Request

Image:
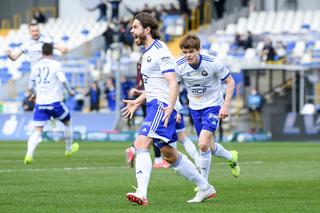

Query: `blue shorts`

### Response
(166, 114, 185, 145)
(139, 99, 177, 149)
(189, 106, 220, 136)
(175, 114, 185, 133)
(33, 102, 71, 127)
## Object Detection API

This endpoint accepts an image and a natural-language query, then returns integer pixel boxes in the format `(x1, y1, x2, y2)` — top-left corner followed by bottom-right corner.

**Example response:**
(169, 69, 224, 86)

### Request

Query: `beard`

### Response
(135, 33, 147, 46)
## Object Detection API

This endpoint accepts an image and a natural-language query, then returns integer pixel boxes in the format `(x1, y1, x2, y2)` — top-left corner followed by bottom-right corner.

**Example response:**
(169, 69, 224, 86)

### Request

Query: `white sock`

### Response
(199, 149, 212, 180)
(135, 149, 152, 198)
(181, 137, 200, 166)
(211, 143, 232, 160)
(26, 131, 42, 157)
(64, 122, 73, 152)
(172, 153, 209, 191)
(154, 157, 162, 164)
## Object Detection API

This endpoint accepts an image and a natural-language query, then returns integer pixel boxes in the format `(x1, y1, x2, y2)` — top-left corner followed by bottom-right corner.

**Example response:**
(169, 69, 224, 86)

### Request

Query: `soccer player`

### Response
(122, 12, 215, 205)
(175, 34, 240, 182)
(6, 20, 68, 66)
(23, 43, 79, 164)
(125, 55, 170, 169)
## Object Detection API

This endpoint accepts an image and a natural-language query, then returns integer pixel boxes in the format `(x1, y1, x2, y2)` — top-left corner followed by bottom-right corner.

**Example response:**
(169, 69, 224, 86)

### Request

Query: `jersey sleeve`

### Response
(55, 62, 67, 83)
(213, 58, 230, 81)
(159, 48, 176, 74)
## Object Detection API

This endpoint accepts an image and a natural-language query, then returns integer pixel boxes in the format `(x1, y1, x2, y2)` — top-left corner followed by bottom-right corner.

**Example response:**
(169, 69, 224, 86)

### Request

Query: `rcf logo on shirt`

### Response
(147, 56, 152, 63)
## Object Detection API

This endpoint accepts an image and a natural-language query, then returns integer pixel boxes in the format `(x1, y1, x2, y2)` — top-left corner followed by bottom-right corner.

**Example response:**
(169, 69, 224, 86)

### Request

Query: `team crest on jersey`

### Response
(147, 56, 152, 63)
(202, 71, 208, 76)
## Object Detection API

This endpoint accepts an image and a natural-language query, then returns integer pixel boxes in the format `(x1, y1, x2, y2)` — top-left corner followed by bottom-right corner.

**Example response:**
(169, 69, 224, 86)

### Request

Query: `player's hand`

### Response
(121, 99, 140, 119)
(69, 90, 75, 96)
(161, 105, 174, 128)
(129, 88, 139, 97)
(176, 113, 181, 123)
(5, 49, 11, 56)
(28, 94, 36, 101)
(219, 105, 229, 119)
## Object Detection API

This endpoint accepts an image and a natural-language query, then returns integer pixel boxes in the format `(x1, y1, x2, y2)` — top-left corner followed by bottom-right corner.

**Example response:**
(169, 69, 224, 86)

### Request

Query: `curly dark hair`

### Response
(134, 12, 161, 40)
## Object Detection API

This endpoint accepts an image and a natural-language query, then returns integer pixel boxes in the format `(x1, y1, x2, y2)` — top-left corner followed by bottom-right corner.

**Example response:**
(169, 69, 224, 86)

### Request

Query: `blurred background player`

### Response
(24, 43, 79, 164)
(175, 34, 240, 182)
(247, 88, 264, 132)
(88, 0, 108, 22)
(122, 12, 215, 205)
(6, 20, 68, 66)
(32, 9, 47, 24)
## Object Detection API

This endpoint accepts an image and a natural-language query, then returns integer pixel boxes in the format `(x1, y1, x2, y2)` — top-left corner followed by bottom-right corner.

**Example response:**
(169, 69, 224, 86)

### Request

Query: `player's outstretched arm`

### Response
(6, 49, 23, 61)
(54, 45, 69, 54)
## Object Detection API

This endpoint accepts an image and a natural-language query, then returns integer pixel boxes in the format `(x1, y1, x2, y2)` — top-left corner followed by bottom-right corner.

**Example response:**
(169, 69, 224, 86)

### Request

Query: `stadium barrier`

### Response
(0, 112, 118, 141)
(271, 112, 320, 141)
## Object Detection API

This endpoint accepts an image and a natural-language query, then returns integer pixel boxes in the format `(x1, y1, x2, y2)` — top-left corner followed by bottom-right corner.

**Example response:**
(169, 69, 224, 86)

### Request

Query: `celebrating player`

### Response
(123, 12, 215, 205)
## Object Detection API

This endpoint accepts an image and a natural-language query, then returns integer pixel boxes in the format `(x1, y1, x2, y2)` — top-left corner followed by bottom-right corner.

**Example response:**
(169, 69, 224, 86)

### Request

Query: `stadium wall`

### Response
(0, 112, 118, 141)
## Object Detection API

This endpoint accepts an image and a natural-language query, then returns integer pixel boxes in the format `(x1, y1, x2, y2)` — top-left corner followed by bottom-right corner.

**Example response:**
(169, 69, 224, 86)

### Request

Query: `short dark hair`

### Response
(179, 34, 201, 50)
(42, 43, 53, 56)
(134, 12, 161, 39)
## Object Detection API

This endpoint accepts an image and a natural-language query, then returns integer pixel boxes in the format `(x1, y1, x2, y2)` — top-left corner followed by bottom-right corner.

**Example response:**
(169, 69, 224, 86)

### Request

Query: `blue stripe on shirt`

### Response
(162, 69, 175, 74)
(155, 40, 162, 48)
(177, 57, 186, 64)
(221, 72, 230, 81)
(176, 59, 186, 66)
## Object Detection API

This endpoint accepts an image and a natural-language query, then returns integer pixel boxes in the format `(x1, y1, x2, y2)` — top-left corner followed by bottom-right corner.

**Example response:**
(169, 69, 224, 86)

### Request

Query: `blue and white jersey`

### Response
(141, 39, 177, 105)
(19, 34, 54, 66)
(175, 54, 230, 110)
(30, 58, 67, 105)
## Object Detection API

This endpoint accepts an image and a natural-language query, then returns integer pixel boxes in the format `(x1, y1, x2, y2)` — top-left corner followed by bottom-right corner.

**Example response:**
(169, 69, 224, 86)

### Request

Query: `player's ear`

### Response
(145, 26, 151, 34)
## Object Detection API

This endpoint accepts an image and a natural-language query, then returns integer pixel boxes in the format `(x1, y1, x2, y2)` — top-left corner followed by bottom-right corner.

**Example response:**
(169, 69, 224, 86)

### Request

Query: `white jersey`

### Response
(141, 39, 177, 105)
(20, 34, 54, 66)
(30, 58, 67, 105)
(175, 54, 230, 110)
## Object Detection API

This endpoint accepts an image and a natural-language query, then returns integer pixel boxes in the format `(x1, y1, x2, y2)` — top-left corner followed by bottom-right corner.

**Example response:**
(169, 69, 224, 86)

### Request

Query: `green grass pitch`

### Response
(0, 141, 320, 212)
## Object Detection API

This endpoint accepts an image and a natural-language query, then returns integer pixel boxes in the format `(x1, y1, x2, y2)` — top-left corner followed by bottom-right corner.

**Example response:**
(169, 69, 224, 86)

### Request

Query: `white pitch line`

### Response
(0, 161, 263, 173)
(0, 166, 128, 173)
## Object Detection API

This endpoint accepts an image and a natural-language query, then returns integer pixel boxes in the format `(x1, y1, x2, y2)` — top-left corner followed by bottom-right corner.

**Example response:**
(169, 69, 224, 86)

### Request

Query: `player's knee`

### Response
(63, 119, 72, 127)
(178, 134, 185, 143)
(198, 143, 209, 152)
(162, 154, 175, 164)
(161, 147, 178, 164)
(133, 140, 148, 150)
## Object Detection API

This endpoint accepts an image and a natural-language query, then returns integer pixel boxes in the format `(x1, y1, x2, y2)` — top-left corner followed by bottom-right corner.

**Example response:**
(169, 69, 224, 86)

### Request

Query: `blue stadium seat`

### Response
(286, 41, 296, 53)
(81, 29, 90, 36)
(61, 35, 70, 42)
